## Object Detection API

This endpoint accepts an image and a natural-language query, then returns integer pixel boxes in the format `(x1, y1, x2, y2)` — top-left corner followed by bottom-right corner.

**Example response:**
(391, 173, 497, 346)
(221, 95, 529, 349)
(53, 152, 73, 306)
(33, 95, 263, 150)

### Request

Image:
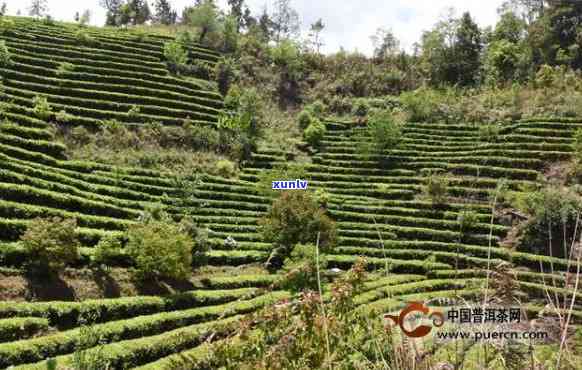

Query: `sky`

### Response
(4, 0, 506, 55)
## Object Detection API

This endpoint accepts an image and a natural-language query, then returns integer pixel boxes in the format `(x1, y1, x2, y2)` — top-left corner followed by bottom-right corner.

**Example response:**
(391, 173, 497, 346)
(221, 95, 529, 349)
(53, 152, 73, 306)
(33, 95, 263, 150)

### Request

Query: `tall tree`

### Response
(370, 28, 400, 60)
(308, 18, 325, 54)
(28, 0, 48, 18)
(154, 0, 176, 25)
(0, 2, 7, 16)
(271, 0, 300, 42)
(498, 0, 546, 24)
(100, 0, 123, 26)
(454, 12, 482, 86)
(227, 0, 244, 31)
(185, 0, 220, 44)
(80, 9, 92, 25)
(128, 0, 151, 25)
(258, 8, 274, 42)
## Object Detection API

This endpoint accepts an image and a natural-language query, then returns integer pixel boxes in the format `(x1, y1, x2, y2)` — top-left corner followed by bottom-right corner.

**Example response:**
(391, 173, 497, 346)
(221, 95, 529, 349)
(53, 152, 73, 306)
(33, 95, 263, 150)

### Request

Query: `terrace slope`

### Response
(0, 18, 580, 369)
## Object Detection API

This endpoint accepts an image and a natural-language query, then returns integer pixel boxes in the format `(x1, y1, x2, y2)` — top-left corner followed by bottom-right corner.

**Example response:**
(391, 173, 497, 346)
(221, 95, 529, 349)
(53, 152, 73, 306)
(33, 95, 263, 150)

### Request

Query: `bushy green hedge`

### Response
(0, 292, 289, 368)
(0, 317, 49, 343)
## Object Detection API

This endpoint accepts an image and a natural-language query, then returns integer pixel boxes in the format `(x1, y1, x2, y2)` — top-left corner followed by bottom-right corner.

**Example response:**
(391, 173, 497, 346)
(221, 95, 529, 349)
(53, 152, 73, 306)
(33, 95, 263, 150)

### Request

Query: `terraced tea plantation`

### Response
(0, 17, 580, 368)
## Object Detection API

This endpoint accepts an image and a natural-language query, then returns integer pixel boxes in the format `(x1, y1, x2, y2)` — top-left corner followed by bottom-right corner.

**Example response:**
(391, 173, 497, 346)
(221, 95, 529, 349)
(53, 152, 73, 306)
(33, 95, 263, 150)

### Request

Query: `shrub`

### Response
(297, 109, 313, 129)
(224, 84, 242, 111)
(423, 172, 449, 205)
(163, 40, 188, 71)
(33, 95, 52, 120)
(259, 191, 337, 252)
(314, 188, 331, 209)
(215, 159, 237, 178)
(127, 105, 140, 118)
(457, 209, 479, 240)
(512, 186, 581, 258)
(20, 217, 80, 273)
(126, 219, 193, 281)
(0, 40, 11, 67)
(303, 118, 326, 147)
(279, 243, 327, 292)
(56, 62, 75, 77)
(92, 235, 123, 267)
(306, 100, 326, 118)
(74, 29, 97, 46)
(215, 57, 238, 96)
(366, 110, 402, 152)
(352, 99, 370, 118)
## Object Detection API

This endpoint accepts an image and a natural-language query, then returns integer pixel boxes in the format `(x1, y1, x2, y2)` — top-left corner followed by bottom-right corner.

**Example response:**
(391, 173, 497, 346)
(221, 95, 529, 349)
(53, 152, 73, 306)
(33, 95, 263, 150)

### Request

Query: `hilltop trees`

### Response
(419, 10, 482, 86)
(271, 0, 300, 42)
(154, 0, 177, 25)
(28, 0, 48, 19)
(184, 0, 221, 44)
(370, 28, 400, 60)
(100, 0, 150, 26)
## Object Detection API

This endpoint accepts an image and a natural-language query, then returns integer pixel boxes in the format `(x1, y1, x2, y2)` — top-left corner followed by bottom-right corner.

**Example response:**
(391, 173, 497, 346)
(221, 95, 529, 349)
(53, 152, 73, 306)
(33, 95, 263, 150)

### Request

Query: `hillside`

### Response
(0, 17, 580, 369)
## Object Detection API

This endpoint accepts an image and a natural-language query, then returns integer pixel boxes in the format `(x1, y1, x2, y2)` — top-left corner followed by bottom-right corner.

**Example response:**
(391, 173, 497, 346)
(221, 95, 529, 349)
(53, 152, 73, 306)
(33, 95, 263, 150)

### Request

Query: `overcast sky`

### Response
(4, 0, 505, 55)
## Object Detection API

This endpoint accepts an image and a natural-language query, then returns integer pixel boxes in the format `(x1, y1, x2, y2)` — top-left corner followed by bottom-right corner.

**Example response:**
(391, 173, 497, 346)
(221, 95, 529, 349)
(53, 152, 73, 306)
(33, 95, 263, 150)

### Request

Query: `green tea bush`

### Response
(259, 191, 337, 252)
(224, 84, 242, 111)
(126, 219, 193, 281)
(56, 62, 75, 77)
(215, 159, 237, 178)
(457, 209, 479, 240)
(74, 29, 97, 46)
(20, 217, 80, 273)
(163, 40, 188, 72)
(423, 172, 449, 205)
(33, 95, 52, 120)
(479, 124, 501, 142)
(0, 40, 11, 67)
(366, 110, 402, 152)
(297, 109, 313, 129)
(92, 235, 123, 267)
(303, 118, 326, 147)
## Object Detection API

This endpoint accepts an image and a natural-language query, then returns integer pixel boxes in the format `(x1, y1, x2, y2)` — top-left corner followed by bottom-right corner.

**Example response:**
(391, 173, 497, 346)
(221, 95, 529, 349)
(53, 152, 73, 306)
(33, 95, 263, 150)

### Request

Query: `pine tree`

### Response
(0, 2, 7, 16)
(454, 12, 482, 86)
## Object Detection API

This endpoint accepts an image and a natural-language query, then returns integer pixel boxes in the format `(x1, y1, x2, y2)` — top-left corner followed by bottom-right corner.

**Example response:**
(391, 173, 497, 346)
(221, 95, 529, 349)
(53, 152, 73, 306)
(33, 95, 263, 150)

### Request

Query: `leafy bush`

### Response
(127, 105, 140, 118)
(423, 172, 449, 205)
(297, 109, 313, 129)
(126, 219, 193, 281)
(279, 243, 327, 292)
(33, 95, 52, 120)
(457, 209, 479, 240)
(92, 235, 123, 267)
(0, 40, 11, 67)
(224, 84, 242, 111)
(365, 110, 402, 152)
(20, 217, 80, 273)
(163, 40, 188, 71)
(306, 100, 326, 118)
(74, 29, 97, 46)
(215, 57, 238, 96)
(259, 191, 337, 252)
(352, 99, 370, 118)
(56, 62, 75, 77)
(314, 188, 331, 209)
(215, 159, 237, 178)
(512, 186, 582, 258)
(303, 118, 326, 147)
